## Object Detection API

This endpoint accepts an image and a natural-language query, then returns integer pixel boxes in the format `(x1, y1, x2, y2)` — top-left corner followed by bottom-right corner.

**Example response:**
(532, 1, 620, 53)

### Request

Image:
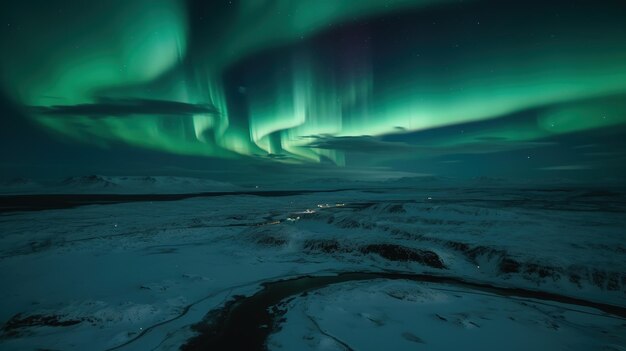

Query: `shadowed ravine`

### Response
(181, 272, 626, 351)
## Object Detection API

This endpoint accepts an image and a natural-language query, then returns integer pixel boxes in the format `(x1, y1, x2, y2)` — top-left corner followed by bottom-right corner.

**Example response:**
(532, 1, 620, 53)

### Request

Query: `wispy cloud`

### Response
(303, 135, 417, 153)
(302, 134, 555, 156)
(31, 98, 219, 118)
(583, 152, 623, 157)
(573, 144, 597, 149)
(539, 164, 593, 171)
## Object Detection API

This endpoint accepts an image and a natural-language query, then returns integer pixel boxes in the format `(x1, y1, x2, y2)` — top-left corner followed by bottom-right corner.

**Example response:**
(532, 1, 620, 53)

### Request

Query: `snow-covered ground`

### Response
(269, 279, 625, 351)
(0, 186, 624, 350)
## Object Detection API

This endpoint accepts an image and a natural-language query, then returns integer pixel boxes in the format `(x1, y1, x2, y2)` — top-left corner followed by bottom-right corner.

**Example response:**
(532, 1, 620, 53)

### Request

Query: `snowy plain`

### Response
(0, 180, 625, 350)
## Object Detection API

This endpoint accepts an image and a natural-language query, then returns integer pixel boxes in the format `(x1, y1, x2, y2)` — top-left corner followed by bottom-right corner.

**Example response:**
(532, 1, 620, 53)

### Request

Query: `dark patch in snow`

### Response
(401, 331, 425, 343)
(435, 314, 448, 321)
(360, 244, 445, 269)
(1, 313, 81, 338)
(500, 258, 521, 273)
(302, 239, 343, 254)
(256, 235, 289, 247)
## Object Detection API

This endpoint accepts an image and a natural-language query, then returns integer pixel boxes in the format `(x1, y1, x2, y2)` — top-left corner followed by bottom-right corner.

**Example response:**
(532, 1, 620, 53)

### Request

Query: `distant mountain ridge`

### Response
(0, 175, 240, 195)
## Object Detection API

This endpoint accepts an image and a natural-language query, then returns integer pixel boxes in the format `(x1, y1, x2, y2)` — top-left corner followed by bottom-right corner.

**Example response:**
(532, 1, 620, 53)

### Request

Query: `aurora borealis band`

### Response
(1, 0, 626, 181)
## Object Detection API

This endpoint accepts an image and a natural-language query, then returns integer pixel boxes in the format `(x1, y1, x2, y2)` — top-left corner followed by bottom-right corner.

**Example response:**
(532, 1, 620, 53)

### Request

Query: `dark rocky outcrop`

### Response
(360, 244, 445, 269)
(302, 239, 343, 254)
(1, 314, 81, 338)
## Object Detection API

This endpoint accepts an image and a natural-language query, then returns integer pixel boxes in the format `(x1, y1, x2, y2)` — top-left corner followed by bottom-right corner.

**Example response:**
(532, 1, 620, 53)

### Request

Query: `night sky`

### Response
(1, 0, 625, 183)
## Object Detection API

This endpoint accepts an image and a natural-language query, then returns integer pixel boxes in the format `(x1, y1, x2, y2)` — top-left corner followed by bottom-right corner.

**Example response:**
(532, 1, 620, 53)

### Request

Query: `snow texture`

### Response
(0, 185, 624, 350)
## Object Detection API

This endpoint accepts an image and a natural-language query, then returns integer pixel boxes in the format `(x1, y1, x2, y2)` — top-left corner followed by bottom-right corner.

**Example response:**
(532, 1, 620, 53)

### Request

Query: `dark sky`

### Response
(1, 0, 625, 183)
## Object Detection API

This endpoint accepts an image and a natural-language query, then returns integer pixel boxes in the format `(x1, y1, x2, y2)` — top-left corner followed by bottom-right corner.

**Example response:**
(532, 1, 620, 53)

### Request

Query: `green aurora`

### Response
(1, 0, 625, 171)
